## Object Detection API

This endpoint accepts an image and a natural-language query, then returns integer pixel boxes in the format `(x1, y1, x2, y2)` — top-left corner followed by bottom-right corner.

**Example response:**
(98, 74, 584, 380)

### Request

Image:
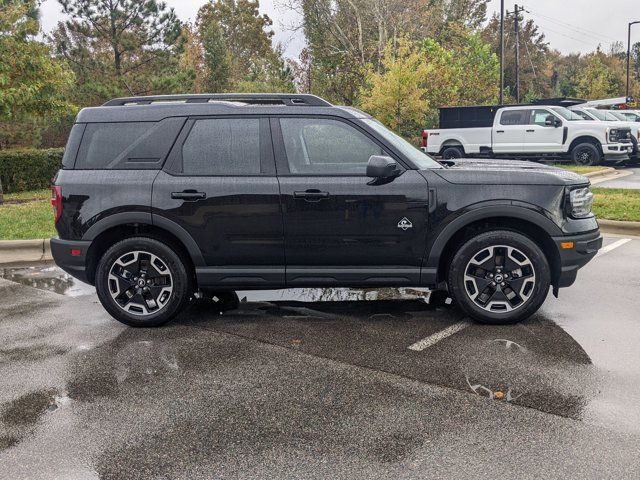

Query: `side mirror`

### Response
(366, 155, 400, 179)
(544, 115, 555, 126)
(554, 118, 562, 127)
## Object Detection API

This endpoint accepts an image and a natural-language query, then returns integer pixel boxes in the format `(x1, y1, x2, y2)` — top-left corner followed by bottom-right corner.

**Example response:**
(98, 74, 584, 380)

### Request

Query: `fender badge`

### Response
(397, 217, 413, 231)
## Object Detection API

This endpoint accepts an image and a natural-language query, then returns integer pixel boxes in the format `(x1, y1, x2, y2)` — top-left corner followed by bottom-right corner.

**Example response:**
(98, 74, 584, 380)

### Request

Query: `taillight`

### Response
(51, 186, 62, 223)
(422, 131, 428, 148)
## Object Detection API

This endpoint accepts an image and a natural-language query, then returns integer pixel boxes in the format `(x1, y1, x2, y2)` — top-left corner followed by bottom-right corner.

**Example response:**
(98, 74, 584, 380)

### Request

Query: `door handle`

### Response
(294, 190, 330, 202)
(526, 129, 535, 132)
(171, 190, 206, 201)
(496, 130, 504, 133)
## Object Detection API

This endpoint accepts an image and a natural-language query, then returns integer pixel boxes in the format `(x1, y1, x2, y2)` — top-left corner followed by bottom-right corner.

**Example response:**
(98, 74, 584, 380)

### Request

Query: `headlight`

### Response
(567, 187, 594, 218)
(607, 128, 619, 142)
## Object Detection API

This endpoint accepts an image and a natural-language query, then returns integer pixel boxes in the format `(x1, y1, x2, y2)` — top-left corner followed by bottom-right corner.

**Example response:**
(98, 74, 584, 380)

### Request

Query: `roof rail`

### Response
(103, 93, 332, 107)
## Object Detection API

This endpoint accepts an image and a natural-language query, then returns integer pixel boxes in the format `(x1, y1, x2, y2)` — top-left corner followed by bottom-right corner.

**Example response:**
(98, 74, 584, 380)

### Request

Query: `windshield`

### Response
(362, 119, 442, 169)
(609, 111, 630, 121)
(585, 108, 618, 121)
(550, 106, 583, 121)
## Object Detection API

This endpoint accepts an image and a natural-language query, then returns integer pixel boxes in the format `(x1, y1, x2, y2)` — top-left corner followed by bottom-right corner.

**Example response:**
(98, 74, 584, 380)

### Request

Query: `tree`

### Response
(197, 0, 293, 92)
(51, 0, 185, 103)
(0, 0, 74, 202)
(360, 39, 429, 137)
(483, 13, 549, 101)
(575, 51, 623, 100)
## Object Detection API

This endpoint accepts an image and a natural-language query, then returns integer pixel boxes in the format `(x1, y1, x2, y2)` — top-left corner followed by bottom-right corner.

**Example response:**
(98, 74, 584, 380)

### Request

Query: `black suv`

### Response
(51, 93, 602, 327)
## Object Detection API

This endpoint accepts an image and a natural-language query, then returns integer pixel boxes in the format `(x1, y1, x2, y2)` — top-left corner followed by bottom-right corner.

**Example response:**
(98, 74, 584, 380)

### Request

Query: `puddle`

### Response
(0, 265, 95, 297)
(0, 264, 433, 303)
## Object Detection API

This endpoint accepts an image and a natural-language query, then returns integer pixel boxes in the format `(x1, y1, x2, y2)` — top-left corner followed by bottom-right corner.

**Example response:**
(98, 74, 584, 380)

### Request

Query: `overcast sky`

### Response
(39, 0, 640, 59)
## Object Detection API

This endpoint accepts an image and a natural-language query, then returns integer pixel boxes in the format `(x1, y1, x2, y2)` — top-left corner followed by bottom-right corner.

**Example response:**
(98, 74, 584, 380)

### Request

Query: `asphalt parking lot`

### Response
(1, 235, 640, 479)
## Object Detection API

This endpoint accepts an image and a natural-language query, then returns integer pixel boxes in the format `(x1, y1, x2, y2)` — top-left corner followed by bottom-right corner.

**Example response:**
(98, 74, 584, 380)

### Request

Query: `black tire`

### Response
(442, 146, 464, 159)
(447, 230, 550, 325)
(571, 142, 602, 166)
(95, 237, 191, 327)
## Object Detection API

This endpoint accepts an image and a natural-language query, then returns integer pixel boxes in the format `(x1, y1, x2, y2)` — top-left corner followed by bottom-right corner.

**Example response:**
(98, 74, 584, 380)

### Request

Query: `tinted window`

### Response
(182, 119, 261, 175)
(76, 122, 153, 169)
(62, 124, 86, 169)
(499, 110, 529, 125)
(279, 118, 384, 174)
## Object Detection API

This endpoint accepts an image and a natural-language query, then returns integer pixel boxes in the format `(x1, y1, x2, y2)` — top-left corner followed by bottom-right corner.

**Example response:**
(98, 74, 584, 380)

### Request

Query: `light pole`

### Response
(499, 0, 504, 104)
(626, 20, 640, 99)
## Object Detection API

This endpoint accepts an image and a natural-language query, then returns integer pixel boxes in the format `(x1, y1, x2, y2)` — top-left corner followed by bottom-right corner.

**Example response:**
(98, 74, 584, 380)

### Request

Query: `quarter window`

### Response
(181, 119, 261, 175)
(279, 118, 385, 174)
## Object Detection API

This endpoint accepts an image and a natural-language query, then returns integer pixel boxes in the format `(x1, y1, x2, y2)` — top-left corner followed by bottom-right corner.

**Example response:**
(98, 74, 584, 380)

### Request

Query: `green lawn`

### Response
(551, 164, 608, 175)
(4, 189, 50, 202)
(0, 198, 56, 240)
(1, 187, 639, 241)
(592, 188, 640, 222)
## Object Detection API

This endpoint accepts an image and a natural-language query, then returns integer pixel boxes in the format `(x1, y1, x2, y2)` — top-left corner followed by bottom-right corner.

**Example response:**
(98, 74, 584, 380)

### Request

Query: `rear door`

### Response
(492, 109, 527, 153)
(521, 108, 564, 153)
(152, 116, 285, 287)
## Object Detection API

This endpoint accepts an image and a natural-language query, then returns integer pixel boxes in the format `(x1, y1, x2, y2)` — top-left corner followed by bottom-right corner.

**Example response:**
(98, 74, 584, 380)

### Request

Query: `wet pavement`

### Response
(596, 166, 640, 189)
(1, 236, 640, 479)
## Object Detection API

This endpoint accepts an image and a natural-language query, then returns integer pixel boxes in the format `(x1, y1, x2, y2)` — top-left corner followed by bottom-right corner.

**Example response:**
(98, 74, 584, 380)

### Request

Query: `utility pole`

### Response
(499, 0, 504, 104)
(627, 21, 640, 99)
(508, 4, 525, 103)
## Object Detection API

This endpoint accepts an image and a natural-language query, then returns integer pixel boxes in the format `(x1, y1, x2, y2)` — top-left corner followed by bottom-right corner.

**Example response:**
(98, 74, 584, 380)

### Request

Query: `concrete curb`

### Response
(0, 239, 52, 265)
(598, 219, 640, 237)
(584, 167, 615, 179)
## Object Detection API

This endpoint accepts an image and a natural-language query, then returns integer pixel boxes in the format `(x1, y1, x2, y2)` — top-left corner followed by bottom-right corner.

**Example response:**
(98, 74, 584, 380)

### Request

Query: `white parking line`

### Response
(408, 320, 471, 351)
(595, 238, 631, 258)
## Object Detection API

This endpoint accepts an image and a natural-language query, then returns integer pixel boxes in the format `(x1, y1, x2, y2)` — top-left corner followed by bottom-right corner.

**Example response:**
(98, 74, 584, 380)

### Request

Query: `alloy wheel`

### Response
(107, 250, 174, 316)
(463, 245, 536, 313)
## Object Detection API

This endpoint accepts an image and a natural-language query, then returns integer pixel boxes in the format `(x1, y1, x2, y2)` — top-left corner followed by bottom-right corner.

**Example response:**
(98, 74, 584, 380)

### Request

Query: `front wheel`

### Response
(447, 230, 550, 324)
(95, 237, 191, 327)
(571, 142, 602, 166)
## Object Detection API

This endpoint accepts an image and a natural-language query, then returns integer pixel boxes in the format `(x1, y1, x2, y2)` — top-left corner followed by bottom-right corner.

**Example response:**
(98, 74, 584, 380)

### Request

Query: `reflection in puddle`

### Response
(0, 265, 94, 297)
(0, 264, 433, 303)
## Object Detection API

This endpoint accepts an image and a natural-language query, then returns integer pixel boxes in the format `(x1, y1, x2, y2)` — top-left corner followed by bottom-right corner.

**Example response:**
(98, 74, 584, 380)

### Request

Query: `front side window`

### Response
(530, 109, 556, 126)
(279, 118, 384, 174)
(181, 118, 261, 175)
(499, 110, 529, 125)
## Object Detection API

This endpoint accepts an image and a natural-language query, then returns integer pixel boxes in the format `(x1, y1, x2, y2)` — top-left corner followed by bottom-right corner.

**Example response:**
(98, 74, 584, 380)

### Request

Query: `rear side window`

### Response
(74, 118, 185, 170)
(181, 118, 261, 175)
(61, 123, 86, 169)
(499, 110, 529, 126)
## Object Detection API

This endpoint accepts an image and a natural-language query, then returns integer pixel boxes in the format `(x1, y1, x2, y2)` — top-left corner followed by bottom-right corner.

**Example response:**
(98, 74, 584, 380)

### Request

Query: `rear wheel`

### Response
(447, 230, 550, 324)
(571, 142, 602, 166)
(95, 237, 190, 327)
(442, 146, 464, 160)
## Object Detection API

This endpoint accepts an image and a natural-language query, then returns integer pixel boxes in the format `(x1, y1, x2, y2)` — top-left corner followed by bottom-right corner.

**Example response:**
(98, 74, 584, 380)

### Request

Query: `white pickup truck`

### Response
(422, 105, 633, 165)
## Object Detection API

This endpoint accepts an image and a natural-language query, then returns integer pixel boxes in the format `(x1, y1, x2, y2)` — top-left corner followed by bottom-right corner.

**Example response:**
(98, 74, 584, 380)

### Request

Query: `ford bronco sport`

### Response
(51, 94, 602, 327)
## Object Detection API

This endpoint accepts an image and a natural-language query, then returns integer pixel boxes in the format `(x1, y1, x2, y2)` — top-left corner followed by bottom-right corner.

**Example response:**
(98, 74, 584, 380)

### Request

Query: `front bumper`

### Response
(552, 229, 602, 289)
(50, 238, 93, 285)
(603, 142, 632, 161)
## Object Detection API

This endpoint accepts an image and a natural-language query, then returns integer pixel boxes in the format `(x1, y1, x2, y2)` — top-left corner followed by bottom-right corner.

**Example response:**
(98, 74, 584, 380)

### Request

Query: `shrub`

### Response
(0, 148, 64, 193)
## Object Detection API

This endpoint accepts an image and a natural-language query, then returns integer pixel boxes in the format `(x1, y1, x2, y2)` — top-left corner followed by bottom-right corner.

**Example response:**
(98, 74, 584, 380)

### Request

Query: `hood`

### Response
(433, 158, 589, 186)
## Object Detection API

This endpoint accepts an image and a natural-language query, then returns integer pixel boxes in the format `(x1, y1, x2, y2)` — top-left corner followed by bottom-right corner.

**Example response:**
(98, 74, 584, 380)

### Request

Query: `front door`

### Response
(272, 116, 430, 287)
(152, 116, 285, 287)
(522, 109, 564, 152)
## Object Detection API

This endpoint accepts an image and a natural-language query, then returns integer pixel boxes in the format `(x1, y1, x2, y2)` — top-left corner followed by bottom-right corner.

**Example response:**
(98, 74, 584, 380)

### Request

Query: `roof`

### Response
(76, 93, 368, 123)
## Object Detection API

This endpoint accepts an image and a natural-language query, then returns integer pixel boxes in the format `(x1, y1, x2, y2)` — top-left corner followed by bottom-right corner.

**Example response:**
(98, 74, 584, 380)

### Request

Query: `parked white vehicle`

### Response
(568, 106, 639, 161)
(423, 105, 633, 165)
(613, 110, 640, 122)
